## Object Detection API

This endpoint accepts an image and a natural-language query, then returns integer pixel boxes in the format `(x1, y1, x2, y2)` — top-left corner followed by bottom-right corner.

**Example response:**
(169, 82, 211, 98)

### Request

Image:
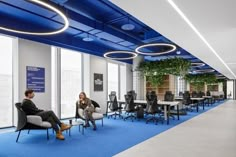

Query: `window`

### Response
(0, 35, 13, 127)
(176, 76, 185, 96)
(108, 62, 119, 98)
(61, 49, 82, 118)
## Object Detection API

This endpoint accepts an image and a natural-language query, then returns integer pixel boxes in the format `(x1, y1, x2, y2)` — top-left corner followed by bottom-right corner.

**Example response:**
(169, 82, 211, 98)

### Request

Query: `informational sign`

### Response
(26, 66, 45, 92)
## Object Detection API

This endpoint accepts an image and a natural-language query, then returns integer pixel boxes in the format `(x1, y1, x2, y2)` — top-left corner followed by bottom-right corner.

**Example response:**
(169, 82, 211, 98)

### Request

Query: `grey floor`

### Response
(114, 100, 236, 157)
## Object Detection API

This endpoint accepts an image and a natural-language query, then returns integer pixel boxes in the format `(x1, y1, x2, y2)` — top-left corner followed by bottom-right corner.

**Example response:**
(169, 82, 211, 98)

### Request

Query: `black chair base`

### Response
(146, 115, 164, 125)
(124, 114, 136, 122)
(108, 112, 123, 119)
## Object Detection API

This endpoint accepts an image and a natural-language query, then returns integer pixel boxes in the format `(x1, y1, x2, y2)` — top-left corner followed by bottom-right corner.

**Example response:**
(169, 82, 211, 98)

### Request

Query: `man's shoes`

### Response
(60, 123, 72, 132)
(56, 131, 65, 140)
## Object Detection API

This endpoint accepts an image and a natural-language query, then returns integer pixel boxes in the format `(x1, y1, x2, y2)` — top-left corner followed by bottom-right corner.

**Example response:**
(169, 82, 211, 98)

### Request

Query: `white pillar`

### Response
(132, 56, 145, 100)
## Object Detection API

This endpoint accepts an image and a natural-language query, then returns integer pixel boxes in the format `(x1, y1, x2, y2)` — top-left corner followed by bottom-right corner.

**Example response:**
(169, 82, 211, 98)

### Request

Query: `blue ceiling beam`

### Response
(56, 5, 144, 46)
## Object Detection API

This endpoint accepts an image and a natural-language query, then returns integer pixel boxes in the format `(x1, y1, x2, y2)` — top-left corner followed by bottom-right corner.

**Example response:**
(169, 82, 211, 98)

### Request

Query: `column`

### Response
(133, 56, 145, 100)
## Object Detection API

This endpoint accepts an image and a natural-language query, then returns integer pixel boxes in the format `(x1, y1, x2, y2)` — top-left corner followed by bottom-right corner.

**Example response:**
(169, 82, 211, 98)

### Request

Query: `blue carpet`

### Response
(0, 101, 225, 157)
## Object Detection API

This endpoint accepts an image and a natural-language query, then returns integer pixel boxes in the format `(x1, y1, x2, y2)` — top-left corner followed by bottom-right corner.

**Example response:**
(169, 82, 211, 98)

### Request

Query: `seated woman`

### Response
(76, 92, 97, 130)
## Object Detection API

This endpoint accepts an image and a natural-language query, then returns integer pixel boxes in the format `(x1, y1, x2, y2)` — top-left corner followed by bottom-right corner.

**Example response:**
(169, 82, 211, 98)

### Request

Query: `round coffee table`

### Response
(68, 119, 84, 136)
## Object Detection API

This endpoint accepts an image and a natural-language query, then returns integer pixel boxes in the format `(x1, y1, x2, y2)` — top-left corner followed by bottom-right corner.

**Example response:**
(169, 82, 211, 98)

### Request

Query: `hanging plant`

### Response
(138, 57, 191, 85)
(185, 73, 217, 91)
(185, 73, 217, 84)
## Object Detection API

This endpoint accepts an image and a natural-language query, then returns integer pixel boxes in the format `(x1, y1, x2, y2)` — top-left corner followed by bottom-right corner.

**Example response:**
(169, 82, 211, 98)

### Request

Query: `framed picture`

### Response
(26, 66, 45, 93)
(94, 73, 103, 91)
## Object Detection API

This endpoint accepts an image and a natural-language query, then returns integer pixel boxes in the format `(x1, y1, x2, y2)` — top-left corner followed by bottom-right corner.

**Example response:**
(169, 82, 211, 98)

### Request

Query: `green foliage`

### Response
(138, 57, 191, 86)
(185, 73, 217, 91)
(185, 73, 217, 84)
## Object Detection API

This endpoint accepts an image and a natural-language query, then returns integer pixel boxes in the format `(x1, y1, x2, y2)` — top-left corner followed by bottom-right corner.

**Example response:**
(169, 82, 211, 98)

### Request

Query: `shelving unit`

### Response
(145, 75, 175, 100)
(190, 83, 205, 93)
(207, 84, 219, 91)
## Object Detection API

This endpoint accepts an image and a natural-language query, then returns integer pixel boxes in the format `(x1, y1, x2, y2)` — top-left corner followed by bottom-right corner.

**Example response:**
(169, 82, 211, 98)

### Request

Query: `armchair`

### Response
(15, 103, 52, 142)
(75, 100, 104, 127)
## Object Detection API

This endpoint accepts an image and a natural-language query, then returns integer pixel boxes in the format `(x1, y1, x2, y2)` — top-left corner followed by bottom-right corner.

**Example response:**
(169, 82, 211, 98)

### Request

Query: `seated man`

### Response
(21, 89, 71, 140)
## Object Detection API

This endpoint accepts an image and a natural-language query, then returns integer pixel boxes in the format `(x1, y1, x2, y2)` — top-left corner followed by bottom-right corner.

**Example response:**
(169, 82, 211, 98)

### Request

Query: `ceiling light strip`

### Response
(167, 0, 236, 79)
(0, 0, 69, 35)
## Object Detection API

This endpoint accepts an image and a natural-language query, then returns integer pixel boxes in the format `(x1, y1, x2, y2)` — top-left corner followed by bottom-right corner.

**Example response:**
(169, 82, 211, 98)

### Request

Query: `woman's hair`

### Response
(79, 92, 87, 99)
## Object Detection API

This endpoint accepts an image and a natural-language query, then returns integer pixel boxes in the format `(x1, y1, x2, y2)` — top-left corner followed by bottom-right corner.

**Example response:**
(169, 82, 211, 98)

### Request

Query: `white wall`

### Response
(18, 39, 51, 110)
(90, 55, 107, 113)
(17, 38, 133, 115)
(126, 64, 133, 91)
(88, 55, 133, 113)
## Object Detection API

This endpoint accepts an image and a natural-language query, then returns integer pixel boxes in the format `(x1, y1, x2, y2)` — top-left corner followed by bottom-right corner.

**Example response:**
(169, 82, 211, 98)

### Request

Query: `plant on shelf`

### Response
(138, 57, 191, 86)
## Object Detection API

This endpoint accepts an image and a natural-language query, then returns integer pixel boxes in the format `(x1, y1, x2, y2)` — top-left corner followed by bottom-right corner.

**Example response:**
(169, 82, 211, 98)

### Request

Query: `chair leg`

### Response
(16, 130, 21, 143)
(28, 129, 30, 134)
(46, 129, 49, 140)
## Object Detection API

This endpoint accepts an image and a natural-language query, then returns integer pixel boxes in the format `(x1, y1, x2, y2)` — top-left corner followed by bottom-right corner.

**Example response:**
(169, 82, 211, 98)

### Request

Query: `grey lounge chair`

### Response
(15, 103, 52, 142)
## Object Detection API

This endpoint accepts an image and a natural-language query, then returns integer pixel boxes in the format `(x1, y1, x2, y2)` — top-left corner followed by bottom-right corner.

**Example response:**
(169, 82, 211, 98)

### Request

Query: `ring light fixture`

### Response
(135, 43, 177, 56)
(194, 69, 215, 73)
(191, 62, 205, 67)
(0, 0, 69, 35)
(104, 51, 138, 60)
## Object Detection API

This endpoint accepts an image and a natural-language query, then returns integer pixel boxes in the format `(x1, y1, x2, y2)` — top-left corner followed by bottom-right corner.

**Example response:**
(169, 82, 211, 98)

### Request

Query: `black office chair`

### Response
(198, 91, 205, 97)
(191, 91, 201, 109)
(206, 91, 211, 96)
(124, 94, 137, 122)
(127, 90, 137, 100)
(15, 103, 52, 142)
(164, 91, 174, 101)
(146, 94, 163, 124)
(191, 91, 198, 98)
(164, 91, 175, 120)
(206, 90, 214, 104)
(107, 94, 123, 119)
(183, 91, 192, 111)
(179, 91, 183, 97)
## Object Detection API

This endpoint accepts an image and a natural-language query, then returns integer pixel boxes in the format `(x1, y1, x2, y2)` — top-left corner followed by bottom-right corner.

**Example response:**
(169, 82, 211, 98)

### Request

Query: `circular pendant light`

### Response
(194, 69, 215, 73)
(104, 51, 138, 60)
(191, 62, 205, 67)
(0, 0, 69, 35)
(135, 43, 177, 56)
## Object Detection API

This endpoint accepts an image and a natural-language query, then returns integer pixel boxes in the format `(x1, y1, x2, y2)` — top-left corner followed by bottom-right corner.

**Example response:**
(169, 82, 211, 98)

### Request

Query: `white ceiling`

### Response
(111, 0, 236, 79)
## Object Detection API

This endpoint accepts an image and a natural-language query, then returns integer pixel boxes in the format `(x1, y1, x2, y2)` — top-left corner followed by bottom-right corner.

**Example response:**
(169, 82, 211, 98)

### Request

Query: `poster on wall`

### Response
(94, 73, 103, 91)
(26, 66, 45, 93)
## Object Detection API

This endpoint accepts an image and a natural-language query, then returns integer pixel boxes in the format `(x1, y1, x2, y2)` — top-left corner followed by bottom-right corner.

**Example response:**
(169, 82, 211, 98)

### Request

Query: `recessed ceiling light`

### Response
(0, 0, 69, 35)
(121, 24, 135, 31)
(82, 37, 94, 42)
(135, 43, 177, 56)
(176, 51, 181, 55)
(167, 0, 236, 79)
